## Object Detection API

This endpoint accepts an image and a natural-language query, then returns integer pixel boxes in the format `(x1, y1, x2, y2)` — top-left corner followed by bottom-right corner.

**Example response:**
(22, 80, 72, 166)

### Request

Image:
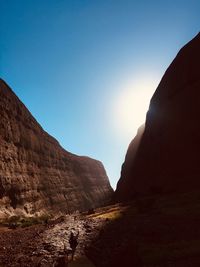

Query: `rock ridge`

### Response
(0, 79, 113, 217)
(115, 33, 200, 201)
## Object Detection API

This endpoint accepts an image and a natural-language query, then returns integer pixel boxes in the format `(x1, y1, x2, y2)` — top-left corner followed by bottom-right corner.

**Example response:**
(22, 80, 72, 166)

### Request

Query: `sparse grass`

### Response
(0, 214, 51, 228)
(87, 204, 128, 220)
(92, 210, 122, 220)
(20, 217, 41, 228)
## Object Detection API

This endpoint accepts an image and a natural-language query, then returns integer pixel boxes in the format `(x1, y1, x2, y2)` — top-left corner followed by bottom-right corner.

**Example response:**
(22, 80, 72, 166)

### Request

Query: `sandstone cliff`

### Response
(115, 33, 200, 201)
(0, 79, 113, 217)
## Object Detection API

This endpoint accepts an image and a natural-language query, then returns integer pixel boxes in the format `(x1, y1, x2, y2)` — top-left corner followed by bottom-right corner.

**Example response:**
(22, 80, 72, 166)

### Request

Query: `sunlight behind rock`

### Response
(113, 77, 158, 139)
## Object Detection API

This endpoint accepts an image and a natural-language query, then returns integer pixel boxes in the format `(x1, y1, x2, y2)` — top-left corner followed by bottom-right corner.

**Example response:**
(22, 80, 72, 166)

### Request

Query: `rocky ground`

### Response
(2, 195, 200, 267)
(87, 192, 200, 267)
(0, 210, 111, 267)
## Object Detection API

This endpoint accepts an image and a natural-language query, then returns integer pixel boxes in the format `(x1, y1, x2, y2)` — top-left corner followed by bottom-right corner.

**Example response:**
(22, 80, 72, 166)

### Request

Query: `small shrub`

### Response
(0, 215, 21, 228)
(8, 215, 21, 224)
(20, 214, 51, 227)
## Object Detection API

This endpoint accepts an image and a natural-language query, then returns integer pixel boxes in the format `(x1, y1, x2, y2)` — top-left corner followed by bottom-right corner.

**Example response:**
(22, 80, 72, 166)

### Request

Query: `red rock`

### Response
(115, 33, 200, 200)
(0, 79, 113, 217)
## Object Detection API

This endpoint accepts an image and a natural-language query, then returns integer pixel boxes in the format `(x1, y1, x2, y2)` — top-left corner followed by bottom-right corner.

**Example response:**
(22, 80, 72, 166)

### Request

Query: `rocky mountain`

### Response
(0, 79, 113, 217)
(115, 33, 200, 201)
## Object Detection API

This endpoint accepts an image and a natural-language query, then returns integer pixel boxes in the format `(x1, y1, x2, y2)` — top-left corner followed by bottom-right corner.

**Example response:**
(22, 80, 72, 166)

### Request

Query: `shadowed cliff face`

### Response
(115, 33, 200, 201)
(0, 79, 113, 217)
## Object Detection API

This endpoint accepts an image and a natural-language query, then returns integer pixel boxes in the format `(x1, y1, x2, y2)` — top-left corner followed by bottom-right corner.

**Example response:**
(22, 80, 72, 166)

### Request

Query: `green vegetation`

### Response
(0, 214, 51, 228)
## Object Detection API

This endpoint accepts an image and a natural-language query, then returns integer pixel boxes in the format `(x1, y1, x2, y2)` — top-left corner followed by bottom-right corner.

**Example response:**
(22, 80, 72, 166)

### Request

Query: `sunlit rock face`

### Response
(115, 33, 200, 201)
(0, 79, 113, 217)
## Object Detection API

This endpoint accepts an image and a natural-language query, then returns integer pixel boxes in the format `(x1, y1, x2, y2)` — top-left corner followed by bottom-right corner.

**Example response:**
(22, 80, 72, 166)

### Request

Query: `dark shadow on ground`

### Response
(86, 191, 200, 267)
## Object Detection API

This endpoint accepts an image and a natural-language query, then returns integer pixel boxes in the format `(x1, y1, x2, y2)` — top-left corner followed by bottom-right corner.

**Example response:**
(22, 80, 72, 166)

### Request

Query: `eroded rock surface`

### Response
(0, 79, 113, 217)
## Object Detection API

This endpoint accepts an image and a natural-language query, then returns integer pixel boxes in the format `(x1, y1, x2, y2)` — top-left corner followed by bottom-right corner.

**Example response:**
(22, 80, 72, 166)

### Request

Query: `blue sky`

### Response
(0, 0, 199, 188)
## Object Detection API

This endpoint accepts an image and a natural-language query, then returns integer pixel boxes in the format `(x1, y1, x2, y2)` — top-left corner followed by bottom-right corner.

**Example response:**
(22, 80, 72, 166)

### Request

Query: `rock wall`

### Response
(0, 79, 113, 217)
(115, 33, 200, 201)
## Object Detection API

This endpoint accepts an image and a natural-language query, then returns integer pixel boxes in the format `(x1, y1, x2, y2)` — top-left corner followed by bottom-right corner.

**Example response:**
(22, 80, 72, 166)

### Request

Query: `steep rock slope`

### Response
(115, 33, 200, 201)
(0, 79, 113, 217)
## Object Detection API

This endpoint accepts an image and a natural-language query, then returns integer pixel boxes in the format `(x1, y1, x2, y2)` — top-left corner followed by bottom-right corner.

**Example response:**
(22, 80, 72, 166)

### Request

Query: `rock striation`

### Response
(0, 79, 113, 217)
(115, 33, 200, 201)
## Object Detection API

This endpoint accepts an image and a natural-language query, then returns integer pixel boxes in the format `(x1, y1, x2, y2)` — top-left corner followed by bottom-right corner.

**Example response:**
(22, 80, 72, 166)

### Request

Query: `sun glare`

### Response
(113, 78, 158, 138)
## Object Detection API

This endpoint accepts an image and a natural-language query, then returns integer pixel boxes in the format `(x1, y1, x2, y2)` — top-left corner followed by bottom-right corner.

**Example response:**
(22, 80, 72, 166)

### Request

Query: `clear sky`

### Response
(0, 0, 199, 189)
